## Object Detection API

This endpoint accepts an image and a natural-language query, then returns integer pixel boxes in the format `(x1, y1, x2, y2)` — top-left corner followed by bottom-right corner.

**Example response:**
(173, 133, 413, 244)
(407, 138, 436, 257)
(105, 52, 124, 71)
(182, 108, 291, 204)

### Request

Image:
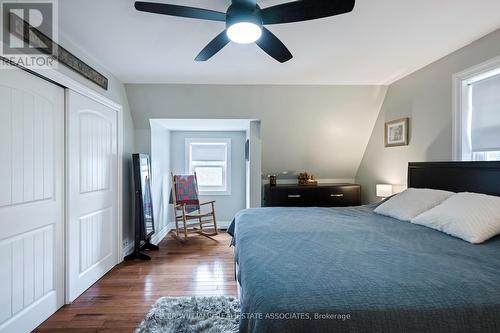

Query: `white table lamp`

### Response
(376, 184, 393, 198)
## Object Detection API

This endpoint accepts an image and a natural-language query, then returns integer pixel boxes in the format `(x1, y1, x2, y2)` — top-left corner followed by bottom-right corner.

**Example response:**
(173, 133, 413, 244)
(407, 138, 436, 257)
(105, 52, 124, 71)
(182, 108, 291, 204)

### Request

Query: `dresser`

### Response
(264, 183, 361, 207)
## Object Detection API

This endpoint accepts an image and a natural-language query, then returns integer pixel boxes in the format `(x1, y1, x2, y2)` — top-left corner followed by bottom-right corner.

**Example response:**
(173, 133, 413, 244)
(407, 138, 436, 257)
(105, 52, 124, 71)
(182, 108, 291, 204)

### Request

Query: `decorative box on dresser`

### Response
(264, 183, 361, 207)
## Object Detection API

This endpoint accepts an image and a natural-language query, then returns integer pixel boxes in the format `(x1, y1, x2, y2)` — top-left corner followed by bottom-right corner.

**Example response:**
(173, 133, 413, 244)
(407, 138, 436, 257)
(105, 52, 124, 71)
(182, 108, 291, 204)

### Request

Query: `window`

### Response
(468, 73, 500, 161)
(185, 138, 231, 195)
(454, 59, 500, 161)
(472, 151, 500, 161)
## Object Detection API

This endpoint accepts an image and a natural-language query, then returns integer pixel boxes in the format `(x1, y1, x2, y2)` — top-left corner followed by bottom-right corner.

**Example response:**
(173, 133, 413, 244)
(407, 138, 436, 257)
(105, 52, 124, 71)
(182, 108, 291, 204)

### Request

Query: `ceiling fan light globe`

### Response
(227, 22, 262, 44)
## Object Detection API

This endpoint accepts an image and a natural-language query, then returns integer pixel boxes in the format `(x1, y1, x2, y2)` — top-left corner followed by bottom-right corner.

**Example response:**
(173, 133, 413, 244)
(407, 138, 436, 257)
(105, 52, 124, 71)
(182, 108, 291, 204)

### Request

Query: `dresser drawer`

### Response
(264, 184, 361, 207)
(316, 186, 361, 207)
(266, 187, 314, 207)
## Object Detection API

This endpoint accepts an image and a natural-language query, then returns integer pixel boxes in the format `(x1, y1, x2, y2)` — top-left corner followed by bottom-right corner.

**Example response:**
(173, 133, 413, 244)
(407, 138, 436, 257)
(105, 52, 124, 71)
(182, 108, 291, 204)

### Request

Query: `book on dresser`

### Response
(264, 183, 361, 207)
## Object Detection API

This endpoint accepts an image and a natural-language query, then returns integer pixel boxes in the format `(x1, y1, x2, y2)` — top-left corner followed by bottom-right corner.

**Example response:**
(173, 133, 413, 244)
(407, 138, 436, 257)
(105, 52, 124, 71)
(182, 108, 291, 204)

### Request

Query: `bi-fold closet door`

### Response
(0, 66, 120, 333)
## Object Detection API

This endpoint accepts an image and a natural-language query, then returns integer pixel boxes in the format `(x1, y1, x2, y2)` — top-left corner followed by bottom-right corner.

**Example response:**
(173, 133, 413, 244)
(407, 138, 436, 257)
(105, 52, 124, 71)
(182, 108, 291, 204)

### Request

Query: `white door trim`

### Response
(34, 68, 122, 111)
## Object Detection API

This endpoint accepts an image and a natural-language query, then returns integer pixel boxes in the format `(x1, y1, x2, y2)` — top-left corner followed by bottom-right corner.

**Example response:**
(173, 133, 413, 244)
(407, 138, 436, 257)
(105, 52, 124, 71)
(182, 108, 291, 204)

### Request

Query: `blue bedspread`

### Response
(227, 206, 500, 333)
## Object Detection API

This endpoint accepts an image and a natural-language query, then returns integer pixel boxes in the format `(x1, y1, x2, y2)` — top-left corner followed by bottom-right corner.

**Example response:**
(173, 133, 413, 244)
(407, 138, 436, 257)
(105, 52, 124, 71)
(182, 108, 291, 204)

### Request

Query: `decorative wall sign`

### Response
(385, 117, 409, 147)
(8, 12, 109, 90)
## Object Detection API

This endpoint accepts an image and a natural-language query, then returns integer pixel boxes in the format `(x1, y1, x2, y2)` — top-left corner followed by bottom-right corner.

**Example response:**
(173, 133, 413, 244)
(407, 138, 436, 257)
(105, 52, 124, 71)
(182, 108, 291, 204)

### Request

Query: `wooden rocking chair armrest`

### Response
(199, 201, 216, 206)
(175, 203, 187, 210)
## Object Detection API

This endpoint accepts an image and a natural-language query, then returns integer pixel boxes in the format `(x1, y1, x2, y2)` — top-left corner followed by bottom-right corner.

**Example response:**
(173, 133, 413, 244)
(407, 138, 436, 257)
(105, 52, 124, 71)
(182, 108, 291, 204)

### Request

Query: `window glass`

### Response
(194, 166, 224, 186)
(185, 138, 231, 195)
(462, 71, 500, 161)
(472, 151, 500, 161)
(470, 74, 500, 154)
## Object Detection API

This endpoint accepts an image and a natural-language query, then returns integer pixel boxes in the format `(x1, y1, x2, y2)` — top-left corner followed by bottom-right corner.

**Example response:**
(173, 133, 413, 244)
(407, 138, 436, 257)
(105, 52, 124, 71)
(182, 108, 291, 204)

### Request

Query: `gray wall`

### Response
(170, 131, 247, 223)
(247, 121, 262, 208)
(356, 28, 500, 203)
(126, 84, 387, 181)
(150, 123, 171, 236)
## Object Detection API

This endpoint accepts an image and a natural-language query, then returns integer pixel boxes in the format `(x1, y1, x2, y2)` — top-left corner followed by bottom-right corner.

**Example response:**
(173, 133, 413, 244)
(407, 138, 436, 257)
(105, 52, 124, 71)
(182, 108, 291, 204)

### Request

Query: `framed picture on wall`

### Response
(385, 118, 409, 147)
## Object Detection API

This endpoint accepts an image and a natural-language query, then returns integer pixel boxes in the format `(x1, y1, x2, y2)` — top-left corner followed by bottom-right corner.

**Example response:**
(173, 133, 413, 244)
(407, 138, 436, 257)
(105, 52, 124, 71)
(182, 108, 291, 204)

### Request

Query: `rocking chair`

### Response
(171, 173, 218, 241)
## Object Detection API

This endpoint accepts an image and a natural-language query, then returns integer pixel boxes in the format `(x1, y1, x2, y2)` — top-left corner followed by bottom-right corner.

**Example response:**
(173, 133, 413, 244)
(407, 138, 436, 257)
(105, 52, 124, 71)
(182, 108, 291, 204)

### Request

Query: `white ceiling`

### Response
(59, 0, 500, 85)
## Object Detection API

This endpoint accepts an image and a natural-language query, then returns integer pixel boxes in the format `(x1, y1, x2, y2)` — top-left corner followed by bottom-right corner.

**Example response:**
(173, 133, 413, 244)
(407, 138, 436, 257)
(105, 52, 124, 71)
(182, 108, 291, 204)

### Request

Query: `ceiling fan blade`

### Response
(255, 28, 293, 63)
(261, 0, 355, 25)
(135, 1, 226, 22)
(195, 31, 230, 61)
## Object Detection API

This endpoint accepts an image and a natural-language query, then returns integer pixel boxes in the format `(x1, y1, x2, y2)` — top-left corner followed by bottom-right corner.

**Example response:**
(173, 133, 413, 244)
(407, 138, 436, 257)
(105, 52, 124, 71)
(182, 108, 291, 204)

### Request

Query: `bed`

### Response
(228, 162, 500, 333)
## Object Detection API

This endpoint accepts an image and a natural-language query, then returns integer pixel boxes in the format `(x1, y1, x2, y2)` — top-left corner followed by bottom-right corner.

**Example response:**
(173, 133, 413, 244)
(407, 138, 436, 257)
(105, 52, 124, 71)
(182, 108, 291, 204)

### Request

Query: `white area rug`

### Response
(135, 296, 240, 333)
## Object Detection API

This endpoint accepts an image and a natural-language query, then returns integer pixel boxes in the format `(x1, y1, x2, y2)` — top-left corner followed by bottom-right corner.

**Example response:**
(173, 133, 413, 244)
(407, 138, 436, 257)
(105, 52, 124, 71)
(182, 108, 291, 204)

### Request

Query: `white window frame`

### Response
(185, 138, 232, 195)
(453, 56, 500, 161)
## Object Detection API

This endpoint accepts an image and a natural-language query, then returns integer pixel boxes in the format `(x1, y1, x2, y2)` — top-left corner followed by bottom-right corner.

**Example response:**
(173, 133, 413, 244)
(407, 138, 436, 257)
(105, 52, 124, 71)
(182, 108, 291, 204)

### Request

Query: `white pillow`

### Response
(374, 188, 454, 221)
(411, 192, 500, 244)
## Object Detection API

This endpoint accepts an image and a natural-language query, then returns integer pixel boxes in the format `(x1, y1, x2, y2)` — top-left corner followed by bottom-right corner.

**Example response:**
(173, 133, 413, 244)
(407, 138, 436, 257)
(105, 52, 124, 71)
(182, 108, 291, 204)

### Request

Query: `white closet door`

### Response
(0, 66, 64, 332)
(66, 90, 118, 302)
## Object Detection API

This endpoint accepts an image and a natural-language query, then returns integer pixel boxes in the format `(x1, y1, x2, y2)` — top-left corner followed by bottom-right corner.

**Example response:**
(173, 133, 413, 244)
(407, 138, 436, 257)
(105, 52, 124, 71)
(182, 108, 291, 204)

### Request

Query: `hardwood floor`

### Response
(34, 232, 237, 332)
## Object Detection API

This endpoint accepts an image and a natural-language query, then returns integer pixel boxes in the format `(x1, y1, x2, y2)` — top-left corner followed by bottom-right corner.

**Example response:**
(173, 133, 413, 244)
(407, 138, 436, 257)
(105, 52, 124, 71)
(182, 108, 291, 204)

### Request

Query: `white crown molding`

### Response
(37, 68, 122, 111)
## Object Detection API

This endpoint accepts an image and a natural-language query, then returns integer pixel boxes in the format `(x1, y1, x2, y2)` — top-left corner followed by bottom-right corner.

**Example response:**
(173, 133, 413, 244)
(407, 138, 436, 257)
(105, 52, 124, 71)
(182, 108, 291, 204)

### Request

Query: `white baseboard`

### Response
(121, 224, 171, 257)
(165, 222, 176, 234)
(122, 241, 134, 257)
(163, 220, 232, 233)
(150, 225, 171, 245)
(122, 221, 233, 255)
(217, 220, 232, 229)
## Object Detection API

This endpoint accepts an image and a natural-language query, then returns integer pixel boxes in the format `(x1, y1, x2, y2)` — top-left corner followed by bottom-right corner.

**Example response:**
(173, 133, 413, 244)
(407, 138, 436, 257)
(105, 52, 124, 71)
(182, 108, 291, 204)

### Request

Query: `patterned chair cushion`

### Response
(174, 175, 200, 213)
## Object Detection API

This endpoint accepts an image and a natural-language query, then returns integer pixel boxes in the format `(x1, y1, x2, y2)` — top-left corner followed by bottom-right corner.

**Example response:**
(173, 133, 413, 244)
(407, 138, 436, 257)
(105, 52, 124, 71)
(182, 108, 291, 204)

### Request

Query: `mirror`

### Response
(133, 154, 155, 239)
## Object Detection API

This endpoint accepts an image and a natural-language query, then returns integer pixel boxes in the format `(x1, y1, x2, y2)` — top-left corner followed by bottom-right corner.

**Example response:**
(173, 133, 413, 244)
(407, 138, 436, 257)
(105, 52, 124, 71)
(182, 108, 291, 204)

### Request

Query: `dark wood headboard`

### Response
(408, 162, 500, 196)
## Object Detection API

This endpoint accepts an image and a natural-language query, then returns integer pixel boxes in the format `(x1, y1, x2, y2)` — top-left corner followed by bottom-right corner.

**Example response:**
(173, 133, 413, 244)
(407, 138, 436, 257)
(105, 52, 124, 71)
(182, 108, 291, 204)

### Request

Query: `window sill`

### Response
(199, 191, 232, 196)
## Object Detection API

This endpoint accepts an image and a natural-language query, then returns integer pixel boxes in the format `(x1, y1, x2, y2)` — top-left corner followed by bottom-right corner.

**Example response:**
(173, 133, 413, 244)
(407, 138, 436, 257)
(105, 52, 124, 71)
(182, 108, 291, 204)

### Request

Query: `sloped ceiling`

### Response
(59, 0, 500, 84)
(55, 1, 500, 179)
(126, 84, 387, 179)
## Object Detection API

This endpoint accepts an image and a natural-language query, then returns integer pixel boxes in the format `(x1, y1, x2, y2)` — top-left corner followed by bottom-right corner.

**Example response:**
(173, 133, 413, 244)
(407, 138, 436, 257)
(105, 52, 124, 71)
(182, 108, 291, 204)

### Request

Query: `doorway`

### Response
(171, 131, 247, 226)
(146, 119, 261, 235)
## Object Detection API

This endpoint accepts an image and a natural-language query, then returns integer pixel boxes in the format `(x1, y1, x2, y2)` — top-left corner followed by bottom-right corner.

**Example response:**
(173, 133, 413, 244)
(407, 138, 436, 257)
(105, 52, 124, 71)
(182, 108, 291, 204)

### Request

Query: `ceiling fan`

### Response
(134, 0, 355, 63)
